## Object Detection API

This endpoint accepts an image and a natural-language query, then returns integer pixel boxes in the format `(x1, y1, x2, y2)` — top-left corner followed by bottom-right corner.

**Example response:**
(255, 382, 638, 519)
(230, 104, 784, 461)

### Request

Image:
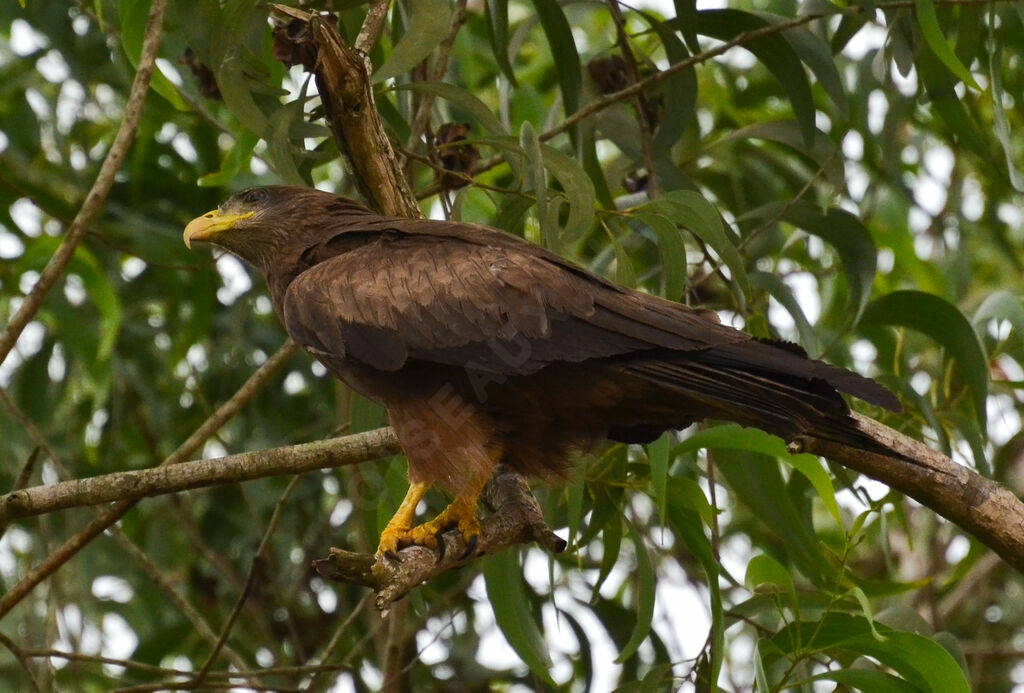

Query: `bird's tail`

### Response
(620, 339, 902, 457)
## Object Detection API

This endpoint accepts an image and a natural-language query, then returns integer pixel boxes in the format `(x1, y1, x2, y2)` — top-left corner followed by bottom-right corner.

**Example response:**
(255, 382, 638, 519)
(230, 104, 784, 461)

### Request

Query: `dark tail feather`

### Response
(689, 340, 902, 413)
(622, 346, 901, 457)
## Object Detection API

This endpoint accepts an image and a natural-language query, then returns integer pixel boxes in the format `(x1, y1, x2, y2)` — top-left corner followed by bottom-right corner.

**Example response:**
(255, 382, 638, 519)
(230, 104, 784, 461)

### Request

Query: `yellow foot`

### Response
(377, 495, 482, 560)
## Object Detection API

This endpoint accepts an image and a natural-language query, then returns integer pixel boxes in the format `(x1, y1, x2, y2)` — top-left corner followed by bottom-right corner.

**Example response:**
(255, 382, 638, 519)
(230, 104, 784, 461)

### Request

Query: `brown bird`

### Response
(184, 186, 901, 557)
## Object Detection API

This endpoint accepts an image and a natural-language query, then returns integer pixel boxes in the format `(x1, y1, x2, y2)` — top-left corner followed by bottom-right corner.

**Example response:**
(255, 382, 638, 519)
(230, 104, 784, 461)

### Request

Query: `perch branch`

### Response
(313, 464, 567, 611)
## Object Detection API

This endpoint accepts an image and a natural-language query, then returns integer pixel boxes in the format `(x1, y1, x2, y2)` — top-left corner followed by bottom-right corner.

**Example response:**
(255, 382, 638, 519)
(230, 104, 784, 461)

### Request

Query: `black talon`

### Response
(384, 549, 401, 562)
(435, 529, 447, 562)
(458, 534, 478, 561)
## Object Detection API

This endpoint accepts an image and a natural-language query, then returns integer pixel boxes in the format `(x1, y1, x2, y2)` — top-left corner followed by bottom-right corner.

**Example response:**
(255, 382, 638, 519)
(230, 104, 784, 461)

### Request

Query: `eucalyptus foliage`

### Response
(1, 0, 1023, 691)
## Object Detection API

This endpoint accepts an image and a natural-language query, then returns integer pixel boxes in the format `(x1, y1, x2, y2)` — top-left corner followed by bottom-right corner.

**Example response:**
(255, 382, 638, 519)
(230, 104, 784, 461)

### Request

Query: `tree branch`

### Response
(0, 428, 399, 524)
(0, 0, 168, 368)
(269, 4, 420, 218)
(0, 341, 299, 621)
(794, 413, 1024, 575)
(313, 464, 567, 612)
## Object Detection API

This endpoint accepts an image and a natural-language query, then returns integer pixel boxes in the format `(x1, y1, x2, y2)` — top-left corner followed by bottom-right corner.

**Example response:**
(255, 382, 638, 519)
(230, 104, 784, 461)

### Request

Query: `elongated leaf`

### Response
(781, 201, 877, 323)
(717, 121, 845, 190)
(673, 0, 700, 53)
(808, 669, 923, 693)
(482, 551, 555, 684)
(914, 0, 981, 90)
(696, 9, 815, 145)
(519, 121, 549, 245)
(643, 191, 750, 305)
(639, 13, 697, 155)
(770, 613, 971, 693)
(530, 0, 581, 115)
(677, 424, 842, 525)
(592, 514, 623, 598)
(373, 0, 453, 84)
(119, 0, 190, 110)
(485, 0, 518, 85)
(750, 270, 820, 358)
(198, 129, 259, 187)
(753, 11, 848, 114)
(632, 212, 688, 300)
(615, 519, 656, 662)
(646, 432, 672, 526)
(974, 290, 1024, 349)
(988, 21, 1024, 191)
(745, 554, 799, 616)
(916, 42, 989, 160)
(395, 81, 508, 136)
(861, 291, 988, 428)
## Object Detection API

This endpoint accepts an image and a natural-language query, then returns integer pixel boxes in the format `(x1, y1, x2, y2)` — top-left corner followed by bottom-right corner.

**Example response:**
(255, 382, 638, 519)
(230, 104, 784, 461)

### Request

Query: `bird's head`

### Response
(183, 186, 294, 269)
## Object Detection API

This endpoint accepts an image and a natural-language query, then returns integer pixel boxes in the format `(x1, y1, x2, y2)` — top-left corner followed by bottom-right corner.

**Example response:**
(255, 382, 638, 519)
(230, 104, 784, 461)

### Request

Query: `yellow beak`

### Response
(183, 209, 253, 248)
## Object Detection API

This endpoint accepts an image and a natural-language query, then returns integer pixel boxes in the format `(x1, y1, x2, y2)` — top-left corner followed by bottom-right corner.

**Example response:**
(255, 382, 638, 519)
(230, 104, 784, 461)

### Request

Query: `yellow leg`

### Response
(375, 476, 488, 558)
(377, 482, 430, 556)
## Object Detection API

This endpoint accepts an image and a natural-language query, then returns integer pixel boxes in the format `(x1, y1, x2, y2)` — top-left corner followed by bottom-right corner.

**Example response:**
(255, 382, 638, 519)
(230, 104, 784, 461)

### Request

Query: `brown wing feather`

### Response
(280, 230, 749, 374)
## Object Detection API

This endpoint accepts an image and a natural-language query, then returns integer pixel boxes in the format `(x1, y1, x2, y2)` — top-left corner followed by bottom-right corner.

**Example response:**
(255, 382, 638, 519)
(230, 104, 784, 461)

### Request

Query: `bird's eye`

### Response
(243, 188, 268, 205)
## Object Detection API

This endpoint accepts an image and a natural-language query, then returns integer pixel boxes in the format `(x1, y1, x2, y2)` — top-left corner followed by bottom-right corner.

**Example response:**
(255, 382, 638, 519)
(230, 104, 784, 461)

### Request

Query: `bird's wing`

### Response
(281, 230, 747, 374)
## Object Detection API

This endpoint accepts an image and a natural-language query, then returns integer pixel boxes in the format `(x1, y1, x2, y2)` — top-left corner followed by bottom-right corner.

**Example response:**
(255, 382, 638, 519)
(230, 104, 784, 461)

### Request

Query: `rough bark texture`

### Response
(798, 413, 1024, 575)
(313, 464, 566, 611)
(0, 428, 401, 524)
(269, 4, 420, 218)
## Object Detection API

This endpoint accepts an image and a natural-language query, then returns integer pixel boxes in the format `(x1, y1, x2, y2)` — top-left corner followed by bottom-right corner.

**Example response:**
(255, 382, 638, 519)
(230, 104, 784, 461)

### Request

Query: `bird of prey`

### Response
(184, 186, 900, 557)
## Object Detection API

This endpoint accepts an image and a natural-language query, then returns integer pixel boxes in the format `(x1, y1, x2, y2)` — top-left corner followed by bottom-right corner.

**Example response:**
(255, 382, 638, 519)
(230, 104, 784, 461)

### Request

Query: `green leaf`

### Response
(646, 432, 672, 527)
(861, 291, 988, 429)
(198, 129, 259, 187)
(987, 19, 1024, 191)
(745, 554, 799, 617)
(484, 0, 518, 85)
(770, 613, 971, 693)
(677, 425, 842, 526)
(592, 514, 623, 598)
(395, 81, 508, 136)
(632, 212, 689, 300)
(536, 143, 597, 242)
(696, 9, 815, 145)
(641, 191, 750, 306)
(615, 519, 656, 662)
(750, 270, 820, 358)
(530, 0, 581, 115)
(673, 0, 700, 53)
(373, 0, 453, 84)
(807, 668, 925, 693)
(752, 11, 848, 114)
(519, 121, 550, 246)
(974, 290, 1024, 349)
(119, 0, 191, 111)
(916, 41, 989, 160)
(482, 551, 555, 685)
(718, 121, 845, 191)
(781, 201, 878, 323)
(914, 0, 981, 91)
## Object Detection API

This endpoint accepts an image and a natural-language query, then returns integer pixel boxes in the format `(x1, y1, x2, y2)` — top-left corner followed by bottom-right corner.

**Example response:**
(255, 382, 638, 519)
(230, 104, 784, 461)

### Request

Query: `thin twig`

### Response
(354, 0, 393, 56)
(0, 631, 43, 693)
(0, 0, 168, 368)
(193, 474, 306, 684)
(0, 341, 299, 620)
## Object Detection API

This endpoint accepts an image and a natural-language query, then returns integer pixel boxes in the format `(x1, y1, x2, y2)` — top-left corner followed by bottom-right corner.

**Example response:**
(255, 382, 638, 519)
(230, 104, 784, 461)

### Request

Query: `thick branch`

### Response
(269, 4, 420, 218)
(313, 464, 566, 612)
(795, 413, 1024, 575)
(0, 428, 399, 525)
